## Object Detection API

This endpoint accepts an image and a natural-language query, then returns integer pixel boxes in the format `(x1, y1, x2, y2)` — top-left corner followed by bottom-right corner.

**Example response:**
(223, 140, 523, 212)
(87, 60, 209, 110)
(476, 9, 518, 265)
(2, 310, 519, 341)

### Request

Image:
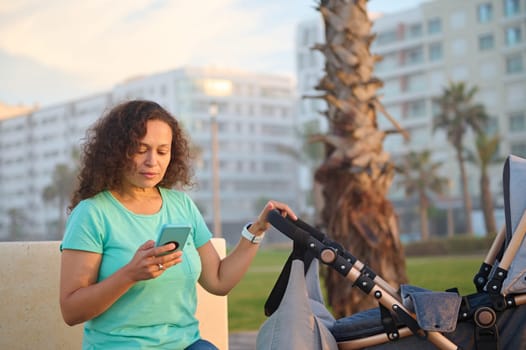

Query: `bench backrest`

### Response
(0, 239, 228, 350)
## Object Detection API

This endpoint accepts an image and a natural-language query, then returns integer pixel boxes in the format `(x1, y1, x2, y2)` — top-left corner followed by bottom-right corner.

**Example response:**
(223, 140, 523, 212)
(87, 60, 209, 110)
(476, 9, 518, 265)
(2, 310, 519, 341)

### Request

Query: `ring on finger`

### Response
(158, 263, 164, 271)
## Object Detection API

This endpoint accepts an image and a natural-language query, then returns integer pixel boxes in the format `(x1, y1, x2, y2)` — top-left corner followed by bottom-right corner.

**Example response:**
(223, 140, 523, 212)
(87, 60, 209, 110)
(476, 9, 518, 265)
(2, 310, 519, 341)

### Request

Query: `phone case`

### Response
(156, 224, 191, 256)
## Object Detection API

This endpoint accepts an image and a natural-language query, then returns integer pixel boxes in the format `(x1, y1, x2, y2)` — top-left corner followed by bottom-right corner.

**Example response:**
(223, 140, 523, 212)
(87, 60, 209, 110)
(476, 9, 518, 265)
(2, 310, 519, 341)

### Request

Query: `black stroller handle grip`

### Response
(267, 209, 311, 246)
(267, 210, 353, 275)
(267, 210, 354, 261)
(267, 209, 329, 243)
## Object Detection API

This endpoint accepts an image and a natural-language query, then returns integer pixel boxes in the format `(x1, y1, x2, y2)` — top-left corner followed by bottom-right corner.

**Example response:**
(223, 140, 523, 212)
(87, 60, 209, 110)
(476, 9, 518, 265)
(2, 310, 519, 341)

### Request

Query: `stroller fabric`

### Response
(502, 155, 526, 294)
(399, 284, 461, 332)
(256, 259, 337, 350)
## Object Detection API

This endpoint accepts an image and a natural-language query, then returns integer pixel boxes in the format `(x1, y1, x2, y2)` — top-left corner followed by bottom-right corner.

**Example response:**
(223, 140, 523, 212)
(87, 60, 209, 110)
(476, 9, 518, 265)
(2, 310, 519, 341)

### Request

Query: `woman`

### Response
(59, 100, 296, 349)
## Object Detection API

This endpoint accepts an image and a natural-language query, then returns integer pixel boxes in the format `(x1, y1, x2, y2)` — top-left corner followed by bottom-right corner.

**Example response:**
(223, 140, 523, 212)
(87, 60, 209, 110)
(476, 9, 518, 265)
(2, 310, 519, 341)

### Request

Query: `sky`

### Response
(0, 0, 427, 107)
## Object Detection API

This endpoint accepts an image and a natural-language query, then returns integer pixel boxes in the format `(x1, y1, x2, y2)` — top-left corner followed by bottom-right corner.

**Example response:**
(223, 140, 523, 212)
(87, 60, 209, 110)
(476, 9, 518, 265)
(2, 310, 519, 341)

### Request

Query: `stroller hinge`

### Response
(473, 262, 493, 293)
(487, 267, 508, 311)
(380, 304, 400, 341)
(391, 304, 426, 339)
(487, 267, 508, 295)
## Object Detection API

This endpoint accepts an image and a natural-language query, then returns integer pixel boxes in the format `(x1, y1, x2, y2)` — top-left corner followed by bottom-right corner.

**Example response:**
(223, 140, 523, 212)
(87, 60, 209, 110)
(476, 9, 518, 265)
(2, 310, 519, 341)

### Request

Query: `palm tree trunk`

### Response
(456, 150, 474, 235)
(419, 192, 430, 241)
(319, 174, 408, 316)
(313, 0, 408, 317)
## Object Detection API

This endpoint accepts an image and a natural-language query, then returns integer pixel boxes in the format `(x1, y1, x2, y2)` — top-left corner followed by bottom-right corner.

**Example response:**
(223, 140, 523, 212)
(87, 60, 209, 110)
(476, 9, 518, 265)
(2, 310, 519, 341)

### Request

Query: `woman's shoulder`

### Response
(72, 191, 113, 214)
(159, 187, 190, 201)
(159, 187, 199, 213)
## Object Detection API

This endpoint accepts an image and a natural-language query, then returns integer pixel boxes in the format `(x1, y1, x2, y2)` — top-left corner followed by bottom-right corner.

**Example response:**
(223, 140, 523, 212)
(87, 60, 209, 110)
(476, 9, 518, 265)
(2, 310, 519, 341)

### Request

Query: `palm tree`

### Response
(433, 81, 488, 236)
(310, 0, 408, 316)
(42, 163, 78, 239)
(396, 150, 448, 241)
(470, 132, 501, 236)
(6, 208, 27, 241)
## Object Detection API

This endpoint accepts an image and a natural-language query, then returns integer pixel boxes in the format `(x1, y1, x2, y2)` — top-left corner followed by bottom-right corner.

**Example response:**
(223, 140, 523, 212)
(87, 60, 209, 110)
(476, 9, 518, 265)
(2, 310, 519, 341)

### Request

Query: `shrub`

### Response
(404, 235, 495, 257)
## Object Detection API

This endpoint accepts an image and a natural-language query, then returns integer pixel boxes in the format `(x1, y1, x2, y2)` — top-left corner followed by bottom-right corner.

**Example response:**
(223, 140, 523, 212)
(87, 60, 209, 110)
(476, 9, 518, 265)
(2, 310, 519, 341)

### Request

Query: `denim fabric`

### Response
(401, 284, 462, 332)
(184, 339, 219, 350)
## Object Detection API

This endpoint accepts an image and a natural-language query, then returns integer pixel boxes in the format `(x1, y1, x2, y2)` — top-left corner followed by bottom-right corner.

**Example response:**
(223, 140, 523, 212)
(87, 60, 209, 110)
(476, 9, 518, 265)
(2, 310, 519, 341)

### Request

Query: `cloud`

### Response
(0, 0, 302, 90)
(0, 48, 97, 106)
(0, 0, 426, 106)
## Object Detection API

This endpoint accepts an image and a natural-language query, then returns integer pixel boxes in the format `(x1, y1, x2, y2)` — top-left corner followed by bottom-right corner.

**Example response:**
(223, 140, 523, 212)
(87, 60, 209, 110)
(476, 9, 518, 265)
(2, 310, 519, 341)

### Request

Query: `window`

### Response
(407, 100, 426, 118)
(506, 82, 526, 106)
(376, 30, 398, 45)
(381, 79, 401, 95)
(478, 34, 494, 50)
(406, 74, 426, 92)
(408, 23, 423, 39)
(504, 0, 520, 17)
(485, 117, 499, 135)
(375, 52, 398, 72)
(428, 18, 442, 34)
(300, 28, 310, 46)
(477, 3, 493, 22)
(429, 42, 443, 61)
(506, 55, 523, 74)
(505, 27, 522, 47)
(509, 112, 526, 132)
(406, 47, 424, 65)
(511, 142, 526, 157)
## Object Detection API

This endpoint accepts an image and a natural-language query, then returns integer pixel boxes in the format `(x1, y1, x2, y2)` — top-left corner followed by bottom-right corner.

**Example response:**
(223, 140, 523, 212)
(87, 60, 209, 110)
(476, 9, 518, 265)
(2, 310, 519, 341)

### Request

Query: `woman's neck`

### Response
(111, 186, 163, 215)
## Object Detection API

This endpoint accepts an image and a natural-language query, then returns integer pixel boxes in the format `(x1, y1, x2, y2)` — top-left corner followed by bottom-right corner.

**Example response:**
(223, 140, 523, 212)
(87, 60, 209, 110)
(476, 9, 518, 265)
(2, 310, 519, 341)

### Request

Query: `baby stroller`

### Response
(256, 154, 526, 350)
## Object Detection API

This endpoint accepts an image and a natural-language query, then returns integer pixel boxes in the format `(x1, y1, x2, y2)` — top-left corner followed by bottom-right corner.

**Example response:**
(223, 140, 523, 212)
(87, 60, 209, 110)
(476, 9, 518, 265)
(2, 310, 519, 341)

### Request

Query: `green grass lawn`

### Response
(227, 249, 484, 332)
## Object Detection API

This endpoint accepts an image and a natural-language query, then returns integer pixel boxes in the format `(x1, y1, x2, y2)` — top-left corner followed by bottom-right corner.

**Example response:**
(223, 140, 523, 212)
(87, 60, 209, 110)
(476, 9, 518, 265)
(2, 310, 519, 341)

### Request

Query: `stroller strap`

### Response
(264, 240, 316, 316)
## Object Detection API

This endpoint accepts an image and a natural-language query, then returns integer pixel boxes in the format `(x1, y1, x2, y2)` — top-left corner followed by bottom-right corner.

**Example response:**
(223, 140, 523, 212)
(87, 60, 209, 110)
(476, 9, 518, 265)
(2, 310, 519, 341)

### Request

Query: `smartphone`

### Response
(155, 224, 191, 256)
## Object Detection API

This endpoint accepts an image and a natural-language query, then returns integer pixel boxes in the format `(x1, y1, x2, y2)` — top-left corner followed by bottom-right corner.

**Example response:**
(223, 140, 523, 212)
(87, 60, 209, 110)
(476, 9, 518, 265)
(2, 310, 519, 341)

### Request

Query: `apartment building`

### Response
(0, 66, 299, 244)
(296, 0, 525, 235)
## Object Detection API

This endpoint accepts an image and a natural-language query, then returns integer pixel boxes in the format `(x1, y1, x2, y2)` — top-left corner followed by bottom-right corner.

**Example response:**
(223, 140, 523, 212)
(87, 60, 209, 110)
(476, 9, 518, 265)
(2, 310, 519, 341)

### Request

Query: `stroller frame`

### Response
(266, 209, 526, 350)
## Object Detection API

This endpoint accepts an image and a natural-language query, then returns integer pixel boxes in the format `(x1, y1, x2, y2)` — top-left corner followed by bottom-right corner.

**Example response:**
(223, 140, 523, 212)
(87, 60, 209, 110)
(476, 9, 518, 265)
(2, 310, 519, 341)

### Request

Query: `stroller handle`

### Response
(267, 210, 354, 272)
(266, 209, 311, 245)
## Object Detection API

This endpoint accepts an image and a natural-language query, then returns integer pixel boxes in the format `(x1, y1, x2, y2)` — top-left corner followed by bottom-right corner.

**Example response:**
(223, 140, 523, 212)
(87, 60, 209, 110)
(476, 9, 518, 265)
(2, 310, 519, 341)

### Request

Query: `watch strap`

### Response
(241, 223, 265, 244)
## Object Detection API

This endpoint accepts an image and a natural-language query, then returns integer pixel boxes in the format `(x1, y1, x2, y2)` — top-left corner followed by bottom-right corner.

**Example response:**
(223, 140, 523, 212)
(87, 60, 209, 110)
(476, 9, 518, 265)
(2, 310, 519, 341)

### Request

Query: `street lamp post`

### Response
(209, 102, 222, 237)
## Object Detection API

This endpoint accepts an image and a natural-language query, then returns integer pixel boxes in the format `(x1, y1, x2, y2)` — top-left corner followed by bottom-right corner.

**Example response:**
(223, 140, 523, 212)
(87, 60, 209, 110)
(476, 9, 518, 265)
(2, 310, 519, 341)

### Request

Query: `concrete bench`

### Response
(0, 239, 229, 350)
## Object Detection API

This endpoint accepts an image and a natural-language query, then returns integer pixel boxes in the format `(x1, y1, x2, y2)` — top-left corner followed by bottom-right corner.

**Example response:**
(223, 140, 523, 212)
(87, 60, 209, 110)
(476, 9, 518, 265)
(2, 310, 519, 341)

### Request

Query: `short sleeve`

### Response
(182, 193, 212, 248)
(61, 200, 105, 253)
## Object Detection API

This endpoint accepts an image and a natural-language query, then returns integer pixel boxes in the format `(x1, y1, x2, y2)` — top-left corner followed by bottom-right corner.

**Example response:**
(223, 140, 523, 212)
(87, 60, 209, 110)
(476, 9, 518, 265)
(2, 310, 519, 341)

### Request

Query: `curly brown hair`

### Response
(69, 100, 193, 211)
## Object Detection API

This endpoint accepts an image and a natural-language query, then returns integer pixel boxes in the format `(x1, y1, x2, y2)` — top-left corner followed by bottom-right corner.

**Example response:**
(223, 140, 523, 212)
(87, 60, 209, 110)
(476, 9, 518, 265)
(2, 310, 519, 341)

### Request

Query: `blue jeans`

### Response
(184, 339, 219, 350)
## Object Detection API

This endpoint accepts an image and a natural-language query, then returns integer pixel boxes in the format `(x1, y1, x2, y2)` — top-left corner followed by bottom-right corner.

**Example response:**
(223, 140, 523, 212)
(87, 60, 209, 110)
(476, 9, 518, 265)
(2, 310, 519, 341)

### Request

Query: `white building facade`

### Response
(0, 66, 300, 244)
(295, 0, 525, 235)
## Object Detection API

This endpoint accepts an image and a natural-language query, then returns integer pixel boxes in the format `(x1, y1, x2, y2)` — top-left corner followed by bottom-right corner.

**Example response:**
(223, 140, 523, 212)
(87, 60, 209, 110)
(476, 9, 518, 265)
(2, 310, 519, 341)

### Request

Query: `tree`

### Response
(42, 156, 79, 239)
(433, 81, 488, 235)
(469, 132, 501, 236)
(6, 208, 27, 241)
(310, 0, 408, 316)
(396, 150, 448, 241)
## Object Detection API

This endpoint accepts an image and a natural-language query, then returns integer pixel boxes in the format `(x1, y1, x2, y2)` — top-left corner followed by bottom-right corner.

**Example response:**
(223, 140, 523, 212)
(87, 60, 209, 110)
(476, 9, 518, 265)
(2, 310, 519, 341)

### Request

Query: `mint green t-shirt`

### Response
(61, 188, 212, 349)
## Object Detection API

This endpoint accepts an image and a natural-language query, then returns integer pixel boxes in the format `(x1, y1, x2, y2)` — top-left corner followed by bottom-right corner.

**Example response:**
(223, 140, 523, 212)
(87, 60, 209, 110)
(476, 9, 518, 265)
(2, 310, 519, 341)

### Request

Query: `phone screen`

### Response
(156, 224, 191, 256)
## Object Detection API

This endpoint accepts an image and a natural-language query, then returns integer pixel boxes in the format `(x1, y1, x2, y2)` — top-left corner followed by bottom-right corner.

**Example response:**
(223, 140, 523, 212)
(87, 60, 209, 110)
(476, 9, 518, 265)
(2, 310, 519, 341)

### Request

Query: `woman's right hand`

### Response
(124, 240, 183, 281)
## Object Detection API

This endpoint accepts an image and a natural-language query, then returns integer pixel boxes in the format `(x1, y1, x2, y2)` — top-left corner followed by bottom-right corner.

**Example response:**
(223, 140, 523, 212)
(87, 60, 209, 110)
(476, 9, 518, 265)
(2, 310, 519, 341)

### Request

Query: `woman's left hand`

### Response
(249, 200, 297, 236)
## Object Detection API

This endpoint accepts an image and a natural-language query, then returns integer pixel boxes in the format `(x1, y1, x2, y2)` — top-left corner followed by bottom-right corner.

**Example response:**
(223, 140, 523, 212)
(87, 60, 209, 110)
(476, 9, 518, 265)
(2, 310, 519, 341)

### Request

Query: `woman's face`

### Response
(123, 119, 172, 190)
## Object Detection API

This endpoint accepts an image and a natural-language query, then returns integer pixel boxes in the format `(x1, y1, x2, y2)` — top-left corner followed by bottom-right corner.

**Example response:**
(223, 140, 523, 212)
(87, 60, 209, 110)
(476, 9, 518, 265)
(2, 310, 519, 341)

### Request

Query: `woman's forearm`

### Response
(60, 266, 136, 325)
